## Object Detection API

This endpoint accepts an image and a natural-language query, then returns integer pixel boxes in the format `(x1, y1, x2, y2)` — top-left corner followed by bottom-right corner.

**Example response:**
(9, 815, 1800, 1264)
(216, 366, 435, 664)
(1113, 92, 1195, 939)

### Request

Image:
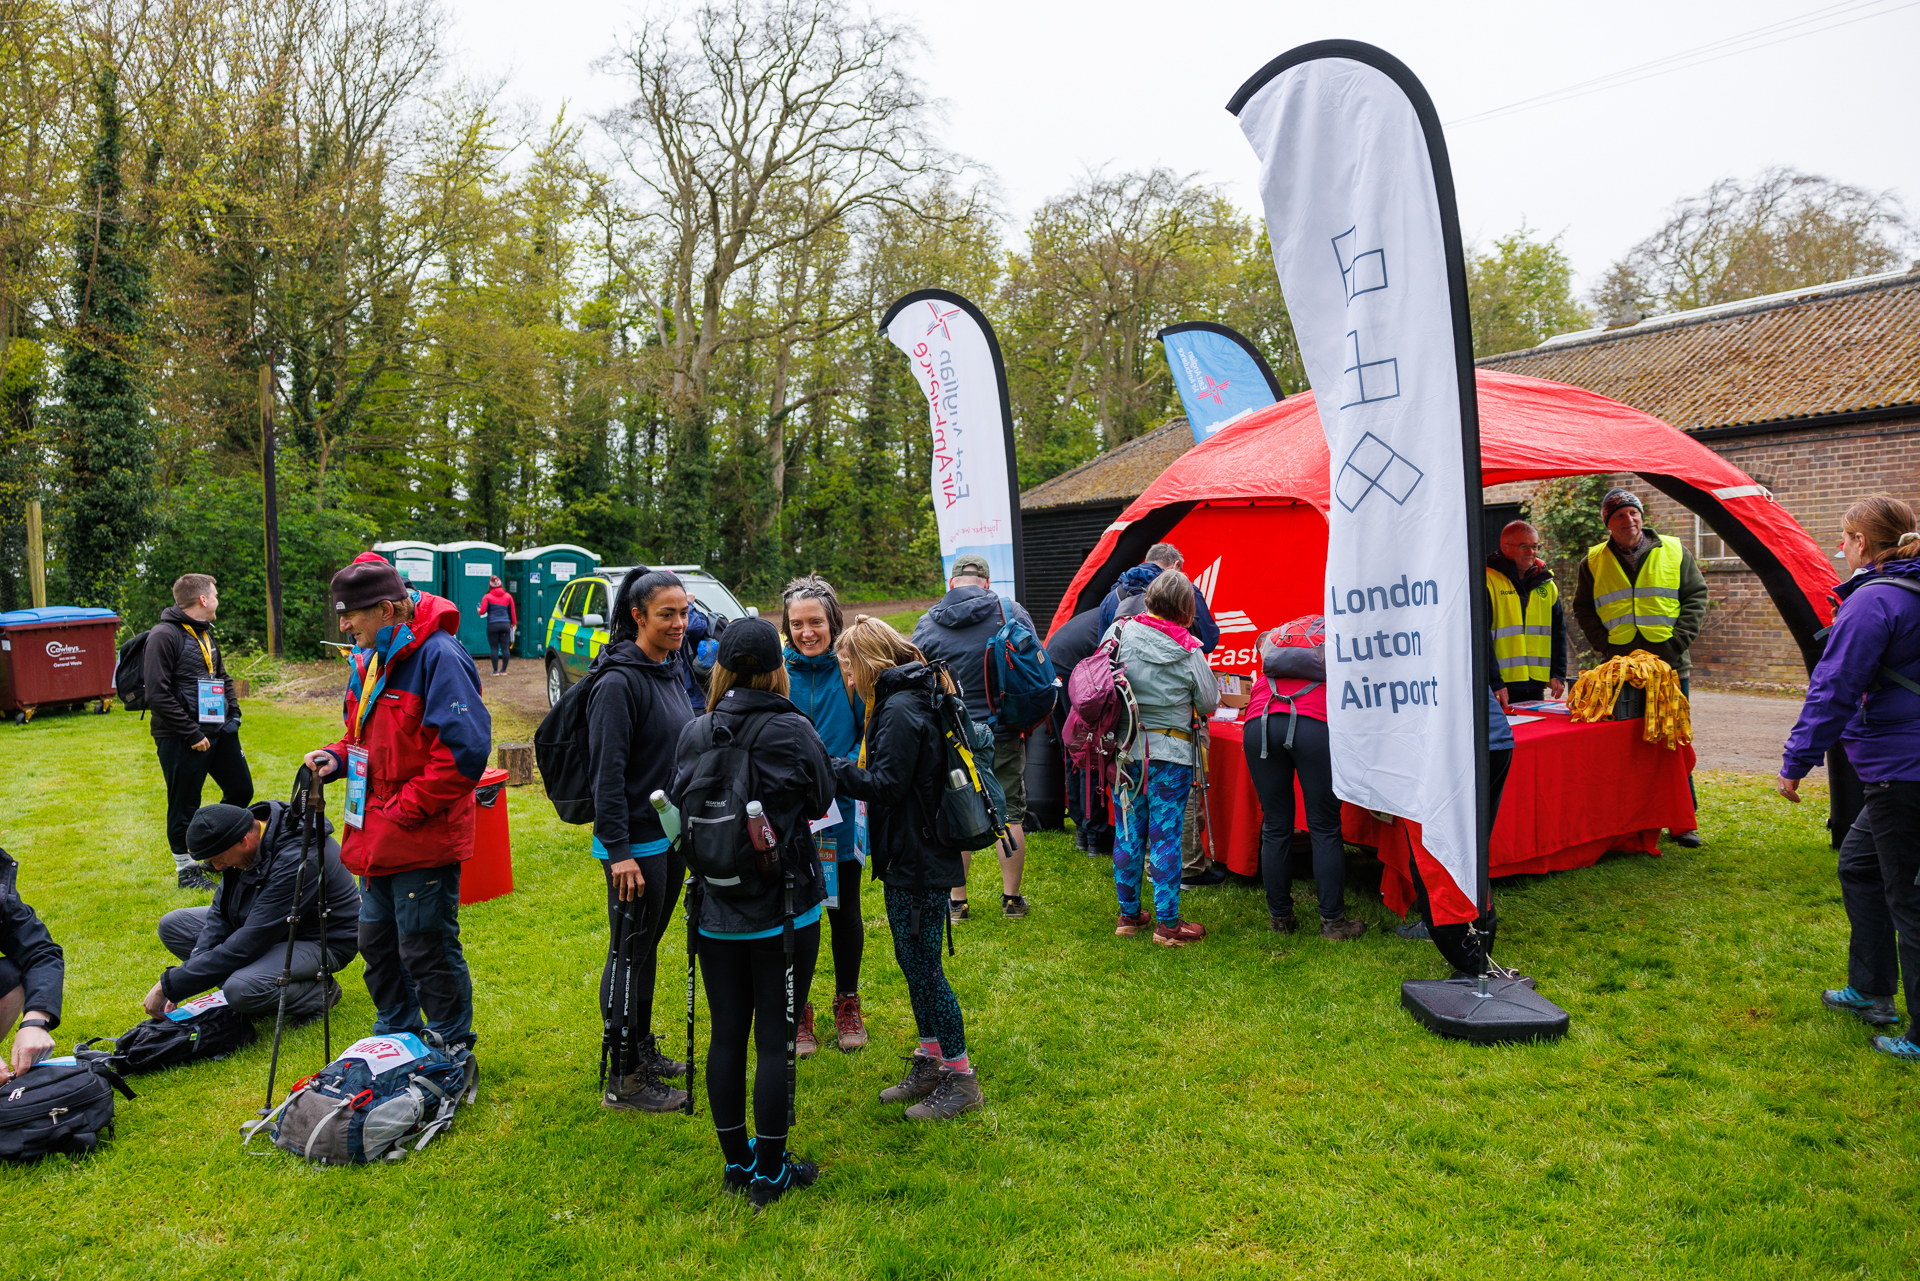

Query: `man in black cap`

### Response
(145, 801, 361, 1021)
(0, 847, 62, 1084)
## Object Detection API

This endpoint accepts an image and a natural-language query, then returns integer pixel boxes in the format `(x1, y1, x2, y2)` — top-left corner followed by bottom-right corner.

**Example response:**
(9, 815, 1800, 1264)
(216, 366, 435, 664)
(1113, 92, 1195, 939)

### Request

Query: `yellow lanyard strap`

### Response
(354, 653, 383, 741)
(182, 624, 215, 673)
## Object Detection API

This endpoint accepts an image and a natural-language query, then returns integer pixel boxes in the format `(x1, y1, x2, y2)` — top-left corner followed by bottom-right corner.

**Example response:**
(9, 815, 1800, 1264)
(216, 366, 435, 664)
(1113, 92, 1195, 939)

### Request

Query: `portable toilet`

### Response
(372, 541, 442, 596)
(504, 544, 600, 657)
(436, 541, 508, 657)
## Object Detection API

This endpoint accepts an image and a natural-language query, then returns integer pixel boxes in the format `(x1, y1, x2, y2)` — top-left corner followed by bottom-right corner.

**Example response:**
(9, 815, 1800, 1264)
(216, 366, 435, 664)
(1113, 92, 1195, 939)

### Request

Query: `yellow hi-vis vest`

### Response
(1588, 534, 1683, 644)
(1486, 567, 1556, 684)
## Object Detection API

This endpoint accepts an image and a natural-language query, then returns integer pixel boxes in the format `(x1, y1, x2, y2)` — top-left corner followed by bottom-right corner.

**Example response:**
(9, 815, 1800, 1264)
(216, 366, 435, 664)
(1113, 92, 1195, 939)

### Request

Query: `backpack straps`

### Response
(1815, 577, 1920, 698)
(1259, 676, 1323, 758)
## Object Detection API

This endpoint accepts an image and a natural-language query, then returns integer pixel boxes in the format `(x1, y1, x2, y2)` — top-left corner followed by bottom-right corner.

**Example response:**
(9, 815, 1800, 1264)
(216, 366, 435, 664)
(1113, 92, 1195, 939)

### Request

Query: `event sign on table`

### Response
(1232, 42, 1492, 919)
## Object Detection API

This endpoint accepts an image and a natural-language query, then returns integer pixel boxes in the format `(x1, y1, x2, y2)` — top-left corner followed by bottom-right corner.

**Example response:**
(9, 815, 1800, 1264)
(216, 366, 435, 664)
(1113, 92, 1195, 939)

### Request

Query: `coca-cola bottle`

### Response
(745, 800, 778, 871)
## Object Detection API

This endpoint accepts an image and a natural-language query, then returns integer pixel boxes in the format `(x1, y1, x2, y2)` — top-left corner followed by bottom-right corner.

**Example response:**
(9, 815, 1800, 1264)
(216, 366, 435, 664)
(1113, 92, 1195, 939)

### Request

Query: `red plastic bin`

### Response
(0, 607, 122, 722)
(462, 766, 514, 905)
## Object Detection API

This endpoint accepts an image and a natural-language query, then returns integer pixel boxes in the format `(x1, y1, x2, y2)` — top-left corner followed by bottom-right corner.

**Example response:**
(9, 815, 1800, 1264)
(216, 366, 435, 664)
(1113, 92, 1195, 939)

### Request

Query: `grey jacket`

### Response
(911, 586, 1039, 724)
(1101, 618, 1219, 767)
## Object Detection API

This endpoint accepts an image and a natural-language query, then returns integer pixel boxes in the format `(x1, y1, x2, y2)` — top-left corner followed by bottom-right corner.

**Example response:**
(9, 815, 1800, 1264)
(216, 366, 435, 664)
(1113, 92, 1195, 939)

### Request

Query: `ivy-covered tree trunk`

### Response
(660, 406, 713, 564)
(56, 67, 152, 611)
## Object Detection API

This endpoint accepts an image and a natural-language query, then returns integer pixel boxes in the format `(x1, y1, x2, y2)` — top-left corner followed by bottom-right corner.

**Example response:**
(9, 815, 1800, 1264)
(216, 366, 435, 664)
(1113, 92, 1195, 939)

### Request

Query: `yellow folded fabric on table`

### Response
(1566, 649, 1693, 750)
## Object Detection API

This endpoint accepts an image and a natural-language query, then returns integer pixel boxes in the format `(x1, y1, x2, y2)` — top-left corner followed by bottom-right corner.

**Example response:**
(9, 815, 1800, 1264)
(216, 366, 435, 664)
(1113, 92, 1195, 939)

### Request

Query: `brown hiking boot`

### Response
(833, 993, 868, 1050)
(1153, 920, 1206, 947)
(796, 1002, 819, 1059)
(1269, 912, 1299, 934)
(878, 1053, 944, 1104)
(903, 1067, 984, 1121)
(1320, 916, 1369, 941)
(1114, 909, 1154, 937)
(602, 1069, 688, 1114)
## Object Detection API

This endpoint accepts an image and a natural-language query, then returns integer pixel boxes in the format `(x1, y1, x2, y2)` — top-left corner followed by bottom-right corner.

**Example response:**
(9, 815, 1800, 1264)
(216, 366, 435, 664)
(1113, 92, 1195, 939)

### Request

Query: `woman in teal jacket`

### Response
(781, 575, 868, 1053)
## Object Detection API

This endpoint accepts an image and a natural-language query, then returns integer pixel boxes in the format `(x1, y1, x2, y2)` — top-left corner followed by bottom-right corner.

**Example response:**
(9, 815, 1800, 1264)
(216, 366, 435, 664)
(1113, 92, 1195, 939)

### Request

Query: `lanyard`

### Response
(182, 624, 214, 672)
(352, 652, 386, 741)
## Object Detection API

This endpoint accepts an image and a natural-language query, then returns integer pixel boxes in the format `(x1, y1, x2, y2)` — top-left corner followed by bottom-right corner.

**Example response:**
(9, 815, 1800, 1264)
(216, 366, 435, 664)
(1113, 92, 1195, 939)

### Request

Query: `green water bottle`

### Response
(649, 789, 681, 842)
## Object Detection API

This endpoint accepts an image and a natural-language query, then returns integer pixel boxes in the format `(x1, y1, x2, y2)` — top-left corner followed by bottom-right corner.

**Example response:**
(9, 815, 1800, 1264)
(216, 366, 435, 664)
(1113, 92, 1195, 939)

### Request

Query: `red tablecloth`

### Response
(1205, 713, 1697, 923)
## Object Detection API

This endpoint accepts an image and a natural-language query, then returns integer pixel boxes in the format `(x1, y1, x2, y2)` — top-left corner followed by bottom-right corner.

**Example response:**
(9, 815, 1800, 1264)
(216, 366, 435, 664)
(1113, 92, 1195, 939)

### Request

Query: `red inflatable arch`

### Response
(1047, 369, 1838, 675)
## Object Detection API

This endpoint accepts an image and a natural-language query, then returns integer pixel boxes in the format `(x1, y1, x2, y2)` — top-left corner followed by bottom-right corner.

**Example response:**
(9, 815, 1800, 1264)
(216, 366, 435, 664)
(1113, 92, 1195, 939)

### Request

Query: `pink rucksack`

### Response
(1063, 631, 1140, 794)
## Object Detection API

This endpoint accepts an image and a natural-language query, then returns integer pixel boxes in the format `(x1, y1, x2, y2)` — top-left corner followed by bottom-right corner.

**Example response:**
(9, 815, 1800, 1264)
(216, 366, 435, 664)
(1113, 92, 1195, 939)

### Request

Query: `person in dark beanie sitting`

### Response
(145, 572, 252, 892)
(144, 802, 361, 1022)
(303, 559, 491, 1052)
(0, 847, 63, 1084)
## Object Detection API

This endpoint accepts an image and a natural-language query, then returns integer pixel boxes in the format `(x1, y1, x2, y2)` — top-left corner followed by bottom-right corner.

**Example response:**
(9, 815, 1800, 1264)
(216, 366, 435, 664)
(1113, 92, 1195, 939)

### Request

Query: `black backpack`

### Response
(0, 1054, 136, 1162)
(679, 714, 778, 901)
(919, 662, 1004, 853)
(85, 992, 257, 1075)
(114, 629, 152, 711)
(534, 664, 646, 824)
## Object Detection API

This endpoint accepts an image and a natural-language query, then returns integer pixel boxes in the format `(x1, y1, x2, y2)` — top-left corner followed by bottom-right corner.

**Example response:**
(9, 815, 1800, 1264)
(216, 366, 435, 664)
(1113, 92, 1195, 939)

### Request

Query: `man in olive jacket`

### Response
(146, 573, 252, 891)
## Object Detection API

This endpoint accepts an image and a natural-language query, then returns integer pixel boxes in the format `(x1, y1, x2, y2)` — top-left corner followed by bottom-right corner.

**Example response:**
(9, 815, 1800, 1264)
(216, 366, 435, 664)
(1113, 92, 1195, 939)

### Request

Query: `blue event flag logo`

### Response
(1159, 327, 1279, 442)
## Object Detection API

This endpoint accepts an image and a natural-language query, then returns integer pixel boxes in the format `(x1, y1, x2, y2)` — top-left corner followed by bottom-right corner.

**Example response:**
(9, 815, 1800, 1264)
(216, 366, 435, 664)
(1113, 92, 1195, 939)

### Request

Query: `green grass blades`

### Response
(3, 704, 1919, 1279)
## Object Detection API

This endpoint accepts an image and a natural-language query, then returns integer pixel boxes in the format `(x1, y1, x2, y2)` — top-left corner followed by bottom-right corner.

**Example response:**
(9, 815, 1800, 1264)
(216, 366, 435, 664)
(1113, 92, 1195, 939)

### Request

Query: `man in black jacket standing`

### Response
(0, 847, 63, 1084)
(145, 573, 252, 891)
(144, 802, 360, 1022)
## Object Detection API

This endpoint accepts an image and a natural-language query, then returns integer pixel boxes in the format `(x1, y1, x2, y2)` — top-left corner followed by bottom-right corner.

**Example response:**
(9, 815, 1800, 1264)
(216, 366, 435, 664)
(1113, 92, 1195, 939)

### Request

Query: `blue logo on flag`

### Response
(1159, 327, 1280, 442)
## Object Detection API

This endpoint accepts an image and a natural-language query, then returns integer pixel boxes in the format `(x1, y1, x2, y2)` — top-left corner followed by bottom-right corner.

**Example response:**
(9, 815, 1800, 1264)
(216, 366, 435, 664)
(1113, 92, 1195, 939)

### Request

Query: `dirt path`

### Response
(1689, 688, 1812, 777)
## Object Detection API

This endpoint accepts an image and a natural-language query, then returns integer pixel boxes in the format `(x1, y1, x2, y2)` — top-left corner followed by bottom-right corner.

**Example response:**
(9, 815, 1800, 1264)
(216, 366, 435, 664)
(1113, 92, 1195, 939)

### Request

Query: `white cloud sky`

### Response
(450, 0, 1920, 295)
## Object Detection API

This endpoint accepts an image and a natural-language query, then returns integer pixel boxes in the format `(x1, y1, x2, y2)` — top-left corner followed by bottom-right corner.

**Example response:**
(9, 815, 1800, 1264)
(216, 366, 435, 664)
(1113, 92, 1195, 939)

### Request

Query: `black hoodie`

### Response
(830, 662, 967, 891)
(145, 605, 240, 742)
(587, 638, 699, 859)
(0, 848, 63, 1029)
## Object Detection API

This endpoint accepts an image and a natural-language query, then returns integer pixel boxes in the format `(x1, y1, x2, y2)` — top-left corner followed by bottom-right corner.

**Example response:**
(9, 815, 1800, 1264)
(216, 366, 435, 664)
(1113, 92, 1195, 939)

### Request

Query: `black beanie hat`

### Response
(716, 617, 782, 675)
(332, 560, 408, 614)
(187, 804, 257, 862)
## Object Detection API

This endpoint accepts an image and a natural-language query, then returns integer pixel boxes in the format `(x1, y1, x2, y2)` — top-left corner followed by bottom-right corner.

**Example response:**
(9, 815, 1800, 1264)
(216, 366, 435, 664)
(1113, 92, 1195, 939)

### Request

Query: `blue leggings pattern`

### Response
(883, 884, 966, 1059)
(1114, 759, 1193, 925)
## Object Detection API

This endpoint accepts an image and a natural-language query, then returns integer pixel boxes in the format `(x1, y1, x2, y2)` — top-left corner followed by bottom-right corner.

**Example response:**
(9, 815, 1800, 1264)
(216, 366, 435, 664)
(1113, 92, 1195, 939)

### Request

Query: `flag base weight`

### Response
(1401, 977, 1569, 1044)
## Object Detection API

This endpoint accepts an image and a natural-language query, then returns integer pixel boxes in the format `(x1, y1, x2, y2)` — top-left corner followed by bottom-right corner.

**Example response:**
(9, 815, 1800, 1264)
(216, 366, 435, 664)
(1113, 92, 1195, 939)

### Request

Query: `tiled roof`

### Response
(1020, 420, 1195, 510)
(1478, 269, 1920, 432)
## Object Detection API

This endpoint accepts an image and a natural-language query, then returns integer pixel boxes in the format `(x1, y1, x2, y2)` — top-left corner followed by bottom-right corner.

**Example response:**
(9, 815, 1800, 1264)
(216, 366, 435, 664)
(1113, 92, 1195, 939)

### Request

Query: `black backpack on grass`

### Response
(85, 992, 257, 1075)
(0, 1054, 136, 1163)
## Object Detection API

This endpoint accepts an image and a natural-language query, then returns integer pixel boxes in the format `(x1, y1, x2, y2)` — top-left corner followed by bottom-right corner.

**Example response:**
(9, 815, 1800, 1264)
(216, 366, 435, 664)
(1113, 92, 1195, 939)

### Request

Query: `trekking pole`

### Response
(259, 766, 319, 1118)
(1195, 714, 1218, 865)
(307, 768, 333, 1065)
(784, 867, 797, 1129)
(683, 877, 698, 1117)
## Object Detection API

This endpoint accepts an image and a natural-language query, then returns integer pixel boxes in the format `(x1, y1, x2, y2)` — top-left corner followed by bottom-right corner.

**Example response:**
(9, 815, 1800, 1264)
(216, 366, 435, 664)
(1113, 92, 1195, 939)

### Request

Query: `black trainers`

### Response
(640, 1033, 687, 1079)
(602, 1068, 688, 1114)
(176, 866, 216, 892)
(748, 1154, 820, 1209)
(1269, 912, 1299, 935)
(1182, 864, 1229, 888)
(878, 1053, 944, 1104)
(1001, 894, 1029, 918)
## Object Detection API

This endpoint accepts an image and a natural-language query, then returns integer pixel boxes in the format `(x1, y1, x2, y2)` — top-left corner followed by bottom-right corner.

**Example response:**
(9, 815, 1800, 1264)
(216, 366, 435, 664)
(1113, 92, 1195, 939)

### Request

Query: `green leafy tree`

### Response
(1467, 226, 1592, 357)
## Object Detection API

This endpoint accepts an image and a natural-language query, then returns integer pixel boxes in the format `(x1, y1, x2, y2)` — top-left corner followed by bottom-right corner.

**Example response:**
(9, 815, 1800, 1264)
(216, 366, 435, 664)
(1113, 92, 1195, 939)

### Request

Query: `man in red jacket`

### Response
(303, 560, 492, 1049)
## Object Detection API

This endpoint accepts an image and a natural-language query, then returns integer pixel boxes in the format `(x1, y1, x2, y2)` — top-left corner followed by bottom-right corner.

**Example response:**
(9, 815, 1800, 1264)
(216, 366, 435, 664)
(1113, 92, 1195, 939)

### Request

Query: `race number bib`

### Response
(339, 1032, 428, 1075)
(344, 747, 370, 830)
(197, 679, 226, 723)
(854, 799, 869, 862)
(166, 990, 231, 1022)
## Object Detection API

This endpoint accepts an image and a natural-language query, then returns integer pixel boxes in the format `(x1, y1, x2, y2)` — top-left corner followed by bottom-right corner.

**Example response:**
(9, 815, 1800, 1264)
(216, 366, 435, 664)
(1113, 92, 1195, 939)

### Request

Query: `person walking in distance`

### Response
(145, 574, 253, 892)
(302, 560, 491, 1054)
(477, 575, 517, 677)
(781, 575, 869, 1054)
(831, 618, 985, 1121)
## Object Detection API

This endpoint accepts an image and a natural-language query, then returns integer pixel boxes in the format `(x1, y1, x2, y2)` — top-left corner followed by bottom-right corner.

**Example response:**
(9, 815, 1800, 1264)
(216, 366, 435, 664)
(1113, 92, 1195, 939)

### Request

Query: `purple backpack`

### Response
(1062, 631, 1140, 794)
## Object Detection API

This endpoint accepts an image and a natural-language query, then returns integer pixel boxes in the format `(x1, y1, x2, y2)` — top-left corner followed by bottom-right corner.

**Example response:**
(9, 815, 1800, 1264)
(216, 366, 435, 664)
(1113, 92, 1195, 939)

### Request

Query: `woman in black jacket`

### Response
(669, 619, 835, 1208)
(587, 569, 696, 1114)
(829, 617, 984, 1122)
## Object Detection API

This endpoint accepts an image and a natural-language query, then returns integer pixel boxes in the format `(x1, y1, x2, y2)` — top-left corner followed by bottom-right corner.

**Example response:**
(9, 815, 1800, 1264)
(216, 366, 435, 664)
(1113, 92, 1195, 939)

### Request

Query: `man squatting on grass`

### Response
(144, 801, 361, 1023)
(304, 559, 491, 1053)
(0, 846, 62, 1084)
(146, 573, 253, 892)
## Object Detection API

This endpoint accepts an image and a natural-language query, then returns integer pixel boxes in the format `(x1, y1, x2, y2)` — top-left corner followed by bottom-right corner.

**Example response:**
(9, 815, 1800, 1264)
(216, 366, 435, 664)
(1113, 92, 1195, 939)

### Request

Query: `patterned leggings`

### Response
(1114, 759, 1193, 925)
(883, 884, 966, 1059)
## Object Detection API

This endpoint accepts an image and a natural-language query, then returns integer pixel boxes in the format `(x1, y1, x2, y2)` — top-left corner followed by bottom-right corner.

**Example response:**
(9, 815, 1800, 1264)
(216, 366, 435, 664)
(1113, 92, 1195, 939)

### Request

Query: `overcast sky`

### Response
(451, 0, 1920, 297)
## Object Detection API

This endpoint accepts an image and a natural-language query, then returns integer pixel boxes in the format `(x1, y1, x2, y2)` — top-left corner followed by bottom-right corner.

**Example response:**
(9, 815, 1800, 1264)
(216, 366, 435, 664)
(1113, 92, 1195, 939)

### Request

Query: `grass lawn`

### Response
(3, 698, 1918, 1279)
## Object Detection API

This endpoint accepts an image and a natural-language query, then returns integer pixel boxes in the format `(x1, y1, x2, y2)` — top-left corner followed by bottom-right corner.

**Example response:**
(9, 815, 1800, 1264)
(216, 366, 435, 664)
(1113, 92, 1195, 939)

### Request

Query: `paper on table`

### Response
(1504, 714, 1545, 725)
(1508, 700, 1569, 713)
(808, 810, 838, 834)
(1211, 703, 1242, 721)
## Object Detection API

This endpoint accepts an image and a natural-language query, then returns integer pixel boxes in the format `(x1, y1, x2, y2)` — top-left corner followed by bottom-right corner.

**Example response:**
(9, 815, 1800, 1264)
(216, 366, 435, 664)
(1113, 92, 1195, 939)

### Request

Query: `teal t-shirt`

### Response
(591, 834, 671, 862)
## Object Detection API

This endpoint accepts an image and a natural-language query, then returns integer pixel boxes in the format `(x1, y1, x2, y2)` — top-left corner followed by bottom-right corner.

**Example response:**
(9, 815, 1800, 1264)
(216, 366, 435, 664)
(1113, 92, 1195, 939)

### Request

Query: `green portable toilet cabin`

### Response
(436, 541, 508, 657)
(504, 544, 600, 657)
(372, 541, 442, 597)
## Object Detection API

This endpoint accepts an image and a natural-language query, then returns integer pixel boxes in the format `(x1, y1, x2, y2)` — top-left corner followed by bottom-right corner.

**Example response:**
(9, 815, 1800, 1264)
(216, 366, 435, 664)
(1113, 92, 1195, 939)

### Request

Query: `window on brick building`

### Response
(1694, 514, 1732, 562)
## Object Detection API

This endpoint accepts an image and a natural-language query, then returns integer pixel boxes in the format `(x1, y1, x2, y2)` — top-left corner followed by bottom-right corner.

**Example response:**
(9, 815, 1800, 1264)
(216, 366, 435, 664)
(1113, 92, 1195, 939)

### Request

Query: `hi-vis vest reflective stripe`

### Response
(1486, 568, 1556, 683)
(1588, 534, 1683, 644)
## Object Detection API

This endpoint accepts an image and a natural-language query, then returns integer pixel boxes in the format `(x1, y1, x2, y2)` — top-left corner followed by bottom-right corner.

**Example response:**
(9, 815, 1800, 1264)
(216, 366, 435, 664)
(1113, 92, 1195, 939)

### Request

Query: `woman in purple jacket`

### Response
(1779, 495, 1920, 1061)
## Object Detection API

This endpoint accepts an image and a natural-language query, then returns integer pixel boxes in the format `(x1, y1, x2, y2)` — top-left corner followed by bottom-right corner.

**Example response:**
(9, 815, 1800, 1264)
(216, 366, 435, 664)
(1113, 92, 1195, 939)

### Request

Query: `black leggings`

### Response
(884, 884, 966, 1058)
(487, 626, 512, 672)
(698, 923, 820, 1159)
(826, 859, 864, 995)
(1243, 713, 1347, 919)
(600, 848, 684, 1079)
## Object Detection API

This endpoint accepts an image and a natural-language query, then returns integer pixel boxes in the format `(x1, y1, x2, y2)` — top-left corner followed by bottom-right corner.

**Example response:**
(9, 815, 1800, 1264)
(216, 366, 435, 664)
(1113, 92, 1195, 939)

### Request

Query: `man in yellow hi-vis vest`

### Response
(1572, 487, 1709, 846)
(1487, 520, 1567, 707)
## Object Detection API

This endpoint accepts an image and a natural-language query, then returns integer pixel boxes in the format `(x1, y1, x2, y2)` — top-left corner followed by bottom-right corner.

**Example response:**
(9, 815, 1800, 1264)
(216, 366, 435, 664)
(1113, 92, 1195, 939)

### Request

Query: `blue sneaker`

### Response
(1870, 1035, 1920, 1062)
(1822, 985, 1902, 1027)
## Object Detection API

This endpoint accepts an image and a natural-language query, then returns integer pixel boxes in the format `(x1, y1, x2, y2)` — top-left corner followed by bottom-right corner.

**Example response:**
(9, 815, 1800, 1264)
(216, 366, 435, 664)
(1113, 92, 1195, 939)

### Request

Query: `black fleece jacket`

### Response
(0, 849, 63, 1028)
(586, 638, 698, 860)
(145, 606, 241, 742)
(830, 662, 967, 891)
(161, 801, 361, 1002)
(669, 686, 836, 935)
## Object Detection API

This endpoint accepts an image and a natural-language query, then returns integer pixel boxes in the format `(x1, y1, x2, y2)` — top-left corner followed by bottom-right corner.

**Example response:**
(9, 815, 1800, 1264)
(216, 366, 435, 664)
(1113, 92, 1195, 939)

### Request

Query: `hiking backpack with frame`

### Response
(1062, 626, 1142, 795)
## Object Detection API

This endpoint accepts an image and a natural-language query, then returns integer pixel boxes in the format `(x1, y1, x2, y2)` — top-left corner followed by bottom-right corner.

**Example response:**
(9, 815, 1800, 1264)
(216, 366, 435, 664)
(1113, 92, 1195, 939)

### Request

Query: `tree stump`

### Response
(232, 679, 252, 699)
(497, 742, 535, 786)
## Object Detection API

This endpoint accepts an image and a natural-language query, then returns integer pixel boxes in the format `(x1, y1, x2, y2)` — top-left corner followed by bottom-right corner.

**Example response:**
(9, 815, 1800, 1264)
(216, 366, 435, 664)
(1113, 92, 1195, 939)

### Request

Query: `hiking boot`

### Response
(833, 993, 868, 1051)
(878, 1053, 944, 1103)
(1074, 826, 1091, 852)
(1001, 894, 1029, 918)
(1269, 911, 1299, 935)
(1153, 920, 1206, 947)
(1824, 985, 1902, 1027)
(639, 1033, 687, 1079)
(1182, 864, 1228, 888)
(948, 897, 970, 923)
(603, 1068, 688, 1114)
(747, 1154, 820, 1209)
(176, 866, 216, 892)
(1320, 916, 1369, 941)
(1670, 830, 1704, 848)
(1114, 909, 1154, 937)
(796, 1003, 819, 1059)
(904, 1067, 984, 1121)
(1870, 1035, 1920, 1063)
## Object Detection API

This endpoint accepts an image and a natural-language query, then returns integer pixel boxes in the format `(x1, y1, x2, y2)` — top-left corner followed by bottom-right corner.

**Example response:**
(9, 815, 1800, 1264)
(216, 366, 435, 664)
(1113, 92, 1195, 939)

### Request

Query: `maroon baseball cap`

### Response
(332, 560, 408, 613)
